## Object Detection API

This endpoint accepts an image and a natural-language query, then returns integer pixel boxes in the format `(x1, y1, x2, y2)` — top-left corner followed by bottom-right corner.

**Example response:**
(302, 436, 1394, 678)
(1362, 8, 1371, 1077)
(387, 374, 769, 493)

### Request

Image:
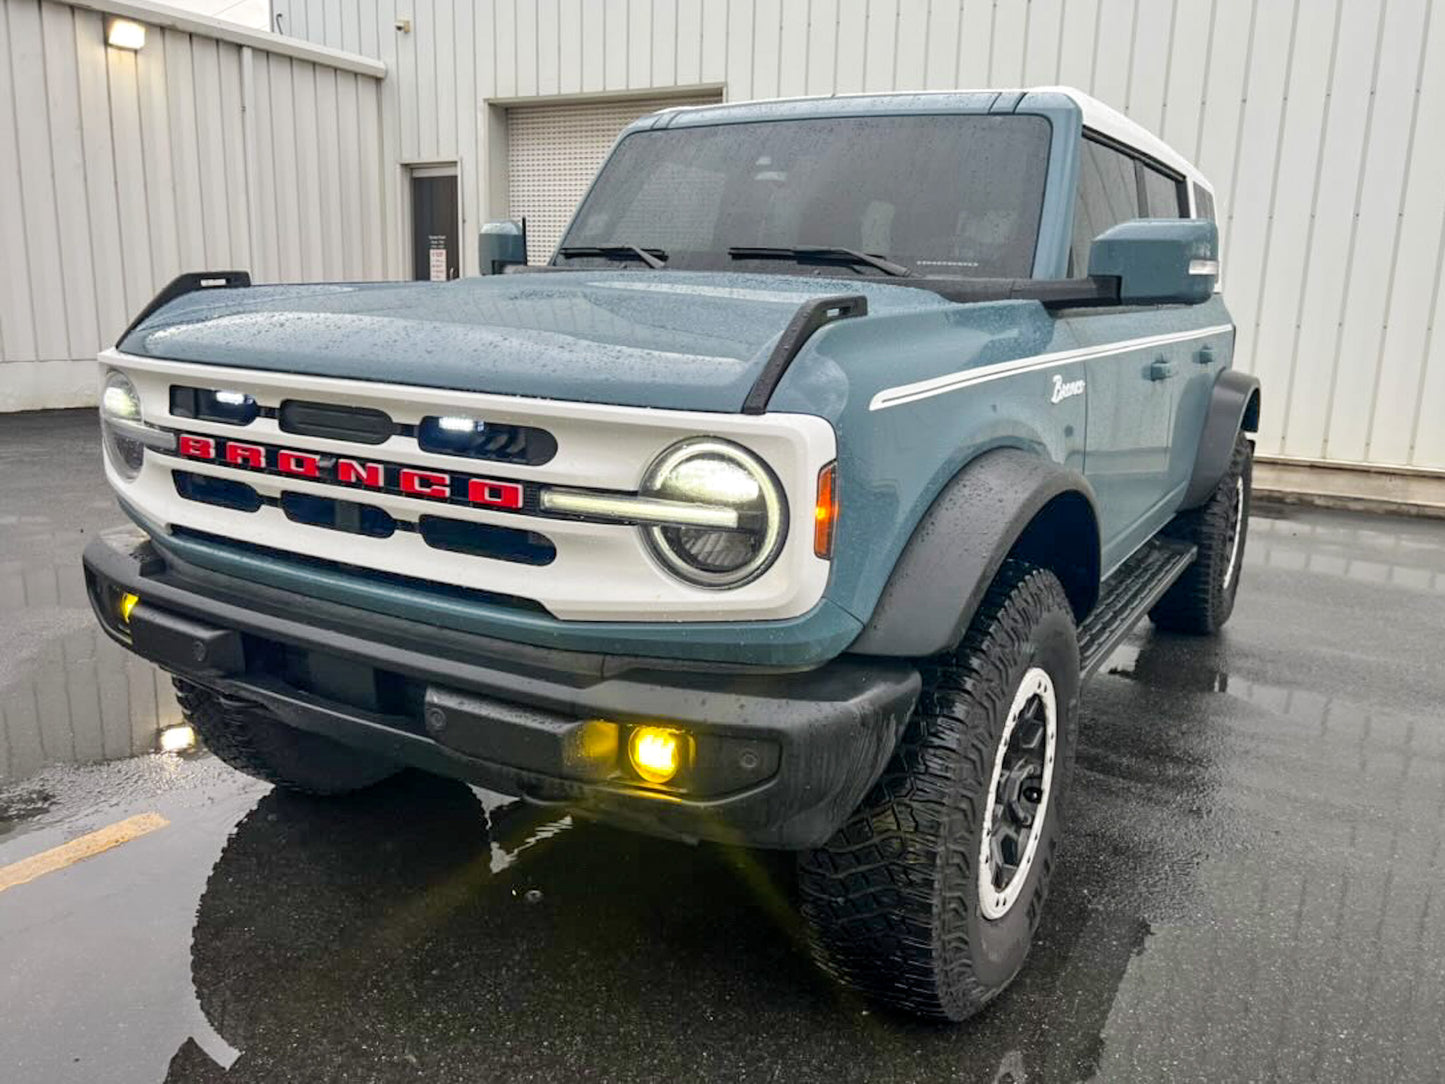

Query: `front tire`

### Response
(175, 678, 399, 795)
(797, 562, 1080, 1021)
(1149, 432, 1252, 634)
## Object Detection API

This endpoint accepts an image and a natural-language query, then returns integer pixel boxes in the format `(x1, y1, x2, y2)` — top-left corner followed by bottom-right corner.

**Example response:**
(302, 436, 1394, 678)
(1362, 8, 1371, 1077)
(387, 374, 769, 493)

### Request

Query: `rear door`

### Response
(1162, 178, 1229, 495)
(1066, 137, 1177, 568)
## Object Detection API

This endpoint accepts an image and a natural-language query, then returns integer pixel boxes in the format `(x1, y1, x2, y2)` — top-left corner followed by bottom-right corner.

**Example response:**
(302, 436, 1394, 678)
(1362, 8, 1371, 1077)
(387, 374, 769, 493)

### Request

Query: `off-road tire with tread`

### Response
(797, 561, 1080, 1021)
(1149, 432, 1252, 634)
(174, 678, 399, 795)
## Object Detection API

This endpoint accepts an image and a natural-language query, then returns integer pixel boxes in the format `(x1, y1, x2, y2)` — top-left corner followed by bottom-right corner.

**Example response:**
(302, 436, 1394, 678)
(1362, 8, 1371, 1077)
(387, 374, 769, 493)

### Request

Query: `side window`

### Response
(1193, 183, 1216, 221)
(1069, 138, 1142, 276)
(1141, 164, 1186, 217)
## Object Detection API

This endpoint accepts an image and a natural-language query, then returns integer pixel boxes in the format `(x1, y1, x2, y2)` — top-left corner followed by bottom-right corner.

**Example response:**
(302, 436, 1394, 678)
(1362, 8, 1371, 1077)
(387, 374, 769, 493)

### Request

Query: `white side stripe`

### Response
(868, 323, 1235, 411)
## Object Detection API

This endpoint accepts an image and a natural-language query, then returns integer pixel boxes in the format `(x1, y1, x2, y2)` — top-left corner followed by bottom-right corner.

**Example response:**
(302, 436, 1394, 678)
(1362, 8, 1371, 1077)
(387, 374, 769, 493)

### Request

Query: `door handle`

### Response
(1149, 358, 1175, 381)
(1196, 344, 1216, 365)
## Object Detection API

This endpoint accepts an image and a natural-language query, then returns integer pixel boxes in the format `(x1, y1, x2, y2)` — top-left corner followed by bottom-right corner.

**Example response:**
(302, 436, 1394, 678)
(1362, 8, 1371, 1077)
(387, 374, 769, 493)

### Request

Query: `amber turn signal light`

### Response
(814, 462, 838, 559)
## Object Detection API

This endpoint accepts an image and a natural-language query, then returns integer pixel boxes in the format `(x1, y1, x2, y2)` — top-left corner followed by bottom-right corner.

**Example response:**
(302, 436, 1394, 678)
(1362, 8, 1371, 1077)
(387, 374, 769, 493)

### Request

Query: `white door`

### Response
(507, 93, 722, 264)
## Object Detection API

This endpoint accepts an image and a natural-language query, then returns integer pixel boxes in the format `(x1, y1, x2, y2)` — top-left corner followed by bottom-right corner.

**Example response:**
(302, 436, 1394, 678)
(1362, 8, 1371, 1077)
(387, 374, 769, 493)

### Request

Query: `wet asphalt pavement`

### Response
(2, 410, 1443, 1083)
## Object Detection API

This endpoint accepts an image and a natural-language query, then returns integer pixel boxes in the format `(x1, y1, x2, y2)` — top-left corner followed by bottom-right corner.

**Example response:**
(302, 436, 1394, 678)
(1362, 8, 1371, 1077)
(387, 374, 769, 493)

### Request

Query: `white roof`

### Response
(657, 86, 1213, 194)
(1036, 86, 1211, 192)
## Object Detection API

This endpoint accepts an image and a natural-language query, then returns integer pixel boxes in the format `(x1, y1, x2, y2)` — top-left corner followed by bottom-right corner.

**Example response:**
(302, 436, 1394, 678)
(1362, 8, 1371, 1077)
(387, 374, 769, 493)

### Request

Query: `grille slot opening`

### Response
(174, 470, 263, 512)
(418, 515, 556, 565)
(280, 492, 397, 538)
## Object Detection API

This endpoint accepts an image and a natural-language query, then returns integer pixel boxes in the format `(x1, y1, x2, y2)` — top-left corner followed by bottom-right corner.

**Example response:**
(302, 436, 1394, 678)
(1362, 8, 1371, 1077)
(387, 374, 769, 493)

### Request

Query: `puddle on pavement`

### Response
(0, 781, 54, 839)
(1249, 501, 1445, 587)
(152, 769, 1178, 1084)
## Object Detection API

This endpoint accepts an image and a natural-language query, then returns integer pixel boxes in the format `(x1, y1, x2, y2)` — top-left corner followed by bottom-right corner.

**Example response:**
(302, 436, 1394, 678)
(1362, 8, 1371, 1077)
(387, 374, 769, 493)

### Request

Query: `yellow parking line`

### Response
(0, 812, 170, 894)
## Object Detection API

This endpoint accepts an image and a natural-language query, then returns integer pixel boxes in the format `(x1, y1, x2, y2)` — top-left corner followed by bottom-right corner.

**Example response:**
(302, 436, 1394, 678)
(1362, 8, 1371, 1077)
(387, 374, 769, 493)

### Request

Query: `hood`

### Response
(118, 271, 954, 413)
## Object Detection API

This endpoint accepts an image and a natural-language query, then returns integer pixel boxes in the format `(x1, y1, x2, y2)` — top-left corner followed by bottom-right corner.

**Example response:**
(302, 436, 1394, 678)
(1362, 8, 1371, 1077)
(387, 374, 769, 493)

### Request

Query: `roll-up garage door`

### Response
(507, 93, 723, 264)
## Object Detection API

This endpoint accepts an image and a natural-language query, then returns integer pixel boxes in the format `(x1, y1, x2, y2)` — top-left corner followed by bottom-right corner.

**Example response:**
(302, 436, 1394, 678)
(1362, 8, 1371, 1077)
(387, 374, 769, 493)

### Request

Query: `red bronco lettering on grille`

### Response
(336, 459, 383, 487)
(277, 450, 320, 478)
(178, 434, 215, 459)
(224, 442, 265, 469)
(468, 479, 524, 509)
(399, 468, 452, 500)
(172, 433, 527, 511)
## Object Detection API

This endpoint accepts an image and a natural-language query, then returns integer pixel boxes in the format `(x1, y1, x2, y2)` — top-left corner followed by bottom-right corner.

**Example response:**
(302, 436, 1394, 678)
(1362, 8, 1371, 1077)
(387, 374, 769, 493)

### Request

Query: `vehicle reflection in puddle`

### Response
(160, 770, 1175, 1084)
(0, 598, 185, 785)
(0, 410, 184, 786)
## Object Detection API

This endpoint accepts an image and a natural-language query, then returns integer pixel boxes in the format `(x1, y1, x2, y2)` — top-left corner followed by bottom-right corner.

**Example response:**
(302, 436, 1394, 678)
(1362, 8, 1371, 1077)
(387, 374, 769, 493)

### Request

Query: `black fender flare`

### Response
(848, 449, 1101, 658)
(1181, 369, 1261, 508)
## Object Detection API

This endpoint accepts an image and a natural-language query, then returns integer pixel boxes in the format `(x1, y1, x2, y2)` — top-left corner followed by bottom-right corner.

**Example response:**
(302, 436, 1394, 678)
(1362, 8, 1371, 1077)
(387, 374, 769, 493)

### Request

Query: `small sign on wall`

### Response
(429, 236, 448, 281)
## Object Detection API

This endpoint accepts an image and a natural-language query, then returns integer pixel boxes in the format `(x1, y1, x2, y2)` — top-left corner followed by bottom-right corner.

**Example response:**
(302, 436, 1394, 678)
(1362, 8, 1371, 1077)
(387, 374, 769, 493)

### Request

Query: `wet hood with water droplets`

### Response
(118, 271, 952, 413)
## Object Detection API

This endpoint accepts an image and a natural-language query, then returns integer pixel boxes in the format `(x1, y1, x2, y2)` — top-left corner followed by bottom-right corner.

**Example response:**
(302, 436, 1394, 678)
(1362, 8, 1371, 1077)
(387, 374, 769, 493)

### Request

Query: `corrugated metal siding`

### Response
(0, 0, 389, 411)
(507, 92, 722, 262)
(209, 0, 1445, 472)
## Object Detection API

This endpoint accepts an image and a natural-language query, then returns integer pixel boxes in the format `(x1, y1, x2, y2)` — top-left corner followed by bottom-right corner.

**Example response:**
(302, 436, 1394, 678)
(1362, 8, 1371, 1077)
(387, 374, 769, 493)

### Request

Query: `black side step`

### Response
(1078, 538, 1197, 678)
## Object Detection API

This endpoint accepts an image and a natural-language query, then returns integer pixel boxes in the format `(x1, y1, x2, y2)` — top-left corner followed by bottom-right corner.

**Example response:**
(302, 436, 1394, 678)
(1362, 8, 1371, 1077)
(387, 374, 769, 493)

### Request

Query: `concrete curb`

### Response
(1255, 457, 1445, 520)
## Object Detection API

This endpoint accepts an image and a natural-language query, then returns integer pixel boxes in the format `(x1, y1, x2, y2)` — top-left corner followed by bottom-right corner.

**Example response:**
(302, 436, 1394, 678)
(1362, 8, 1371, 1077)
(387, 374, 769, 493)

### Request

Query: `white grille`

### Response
(506, 93, 722, 264)
(104, 349, 834, 624)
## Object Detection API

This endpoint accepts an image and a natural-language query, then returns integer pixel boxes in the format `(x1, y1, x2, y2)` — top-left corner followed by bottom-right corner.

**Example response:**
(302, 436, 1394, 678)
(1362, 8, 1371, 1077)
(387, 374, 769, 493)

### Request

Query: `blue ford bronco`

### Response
(84, 88, 1259, 1021)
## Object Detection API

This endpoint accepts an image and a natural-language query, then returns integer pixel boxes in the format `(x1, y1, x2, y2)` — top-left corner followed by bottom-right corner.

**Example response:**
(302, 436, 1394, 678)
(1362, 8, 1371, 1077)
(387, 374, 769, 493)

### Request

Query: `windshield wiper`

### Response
(728, 245, 914, 278)
(557, 244, 667, 269)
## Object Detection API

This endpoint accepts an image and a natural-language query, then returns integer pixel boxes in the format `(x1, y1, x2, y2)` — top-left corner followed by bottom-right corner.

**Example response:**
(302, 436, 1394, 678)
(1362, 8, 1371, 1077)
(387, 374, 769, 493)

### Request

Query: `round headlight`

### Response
(100, 370, 145, 480)
(641, 439, 787, 588)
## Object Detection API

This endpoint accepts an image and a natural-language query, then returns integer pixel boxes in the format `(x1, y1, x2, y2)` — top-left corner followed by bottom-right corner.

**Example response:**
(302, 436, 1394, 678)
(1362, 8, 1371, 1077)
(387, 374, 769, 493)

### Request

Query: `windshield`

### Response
(557, 113, 1052, 278)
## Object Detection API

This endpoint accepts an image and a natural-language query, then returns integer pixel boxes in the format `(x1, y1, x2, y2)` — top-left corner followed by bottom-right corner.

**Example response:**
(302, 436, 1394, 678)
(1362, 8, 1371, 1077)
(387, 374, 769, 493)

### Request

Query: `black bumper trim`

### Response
(84, 528, 920, 849)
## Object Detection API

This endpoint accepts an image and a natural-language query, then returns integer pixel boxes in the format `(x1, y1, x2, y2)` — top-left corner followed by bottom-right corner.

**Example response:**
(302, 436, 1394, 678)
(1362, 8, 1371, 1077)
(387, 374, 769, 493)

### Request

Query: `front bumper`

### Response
(84, 526, 919, 849)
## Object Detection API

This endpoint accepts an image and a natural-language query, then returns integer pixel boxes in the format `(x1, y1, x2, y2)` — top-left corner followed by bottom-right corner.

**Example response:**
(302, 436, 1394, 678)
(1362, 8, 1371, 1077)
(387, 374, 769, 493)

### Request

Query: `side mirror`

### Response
(1087, 219, 1218, 305)
(479, 219, 528, 275)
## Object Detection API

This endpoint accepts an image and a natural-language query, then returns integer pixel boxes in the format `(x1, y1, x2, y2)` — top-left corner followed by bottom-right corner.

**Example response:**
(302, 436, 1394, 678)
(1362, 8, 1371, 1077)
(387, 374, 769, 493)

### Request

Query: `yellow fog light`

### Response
(118, 591, 140, 623)
(628, 726, 683, 784)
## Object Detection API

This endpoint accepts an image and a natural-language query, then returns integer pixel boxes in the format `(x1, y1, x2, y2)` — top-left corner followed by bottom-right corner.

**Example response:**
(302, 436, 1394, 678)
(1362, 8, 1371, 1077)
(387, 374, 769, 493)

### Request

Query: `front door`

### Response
(411, 170, 459, 282)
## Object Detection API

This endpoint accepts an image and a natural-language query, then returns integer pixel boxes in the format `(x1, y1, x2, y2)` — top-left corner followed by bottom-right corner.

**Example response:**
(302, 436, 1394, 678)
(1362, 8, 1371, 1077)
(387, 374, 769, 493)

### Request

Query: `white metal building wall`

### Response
(192, 0, 1445, 474)
(0, 0, 389, 412)
(507, 92, 722, 262)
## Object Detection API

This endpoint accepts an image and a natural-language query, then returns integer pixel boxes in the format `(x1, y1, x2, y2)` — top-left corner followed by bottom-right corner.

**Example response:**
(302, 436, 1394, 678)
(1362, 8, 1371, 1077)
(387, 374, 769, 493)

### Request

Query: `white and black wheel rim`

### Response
(1222, 475, 1246, 592)
(977, 667, 1057, 921)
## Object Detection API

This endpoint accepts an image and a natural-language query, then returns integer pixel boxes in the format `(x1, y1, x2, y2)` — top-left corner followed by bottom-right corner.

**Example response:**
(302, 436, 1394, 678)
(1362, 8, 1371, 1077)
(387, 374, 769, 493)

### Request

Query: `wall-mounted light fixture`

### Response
(106, 17, 147, 50)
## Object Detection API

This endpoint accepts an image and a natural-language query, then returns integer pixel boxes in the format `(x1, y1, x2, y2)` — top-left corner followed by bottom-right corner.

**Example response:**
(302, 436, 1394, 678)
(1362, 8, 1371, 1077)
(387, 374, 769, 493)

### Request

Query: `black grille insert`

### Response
(280, 492, 397, 538)
(418, 515, 556, 565)
(415, 415, 558, 466)
(174, 470, 262, 512)
(170, 385, 262, 425)
(278, 400, 394, 444)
